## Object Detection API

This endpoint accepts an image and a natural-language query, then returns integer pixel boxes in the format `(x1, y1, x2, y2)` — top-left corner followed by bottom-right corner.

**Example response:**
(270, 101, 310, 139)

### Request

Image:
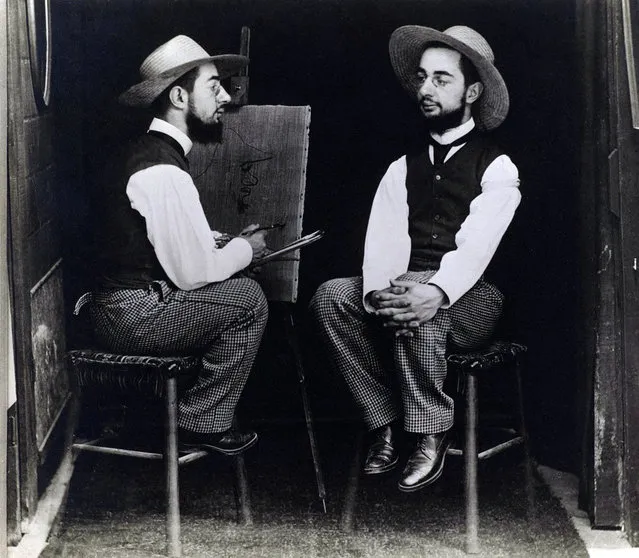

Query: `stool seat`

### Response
(68, 349, 200, 397)
(447, 341, 527, 372)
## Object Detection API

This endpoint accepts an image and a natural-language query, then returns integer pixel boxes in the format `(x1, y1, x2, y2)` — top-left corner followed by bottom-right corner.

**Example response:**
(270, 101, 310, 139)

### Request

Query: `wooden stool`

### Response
(340, 341, 535, 555)
(447, 341, 534, 553)
(67, 349, 252, 558)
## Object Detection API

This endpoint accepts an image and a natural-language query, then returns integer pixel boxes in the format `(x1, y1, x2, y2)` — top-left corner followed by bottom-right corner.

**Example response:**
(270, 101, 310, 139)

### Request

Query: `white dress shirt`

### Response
(126, 118, 253, 290)
(362, 118, 521, 310)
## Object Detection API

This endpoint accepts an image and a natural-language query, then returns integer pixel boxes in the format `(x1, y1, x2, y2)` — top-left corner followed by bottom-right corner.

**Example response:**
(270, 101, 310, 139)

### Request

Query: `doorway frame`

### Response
(1, 0, 9, 552)
(577, 0, 639, 543)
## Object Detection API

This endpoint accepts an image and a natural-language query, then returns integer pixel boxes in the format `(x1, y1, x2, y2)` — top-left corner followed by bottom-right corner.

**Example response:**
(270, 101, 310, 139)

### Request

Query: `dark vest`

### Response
(95, 132, 190, 290)
(406, 135, 504, 271)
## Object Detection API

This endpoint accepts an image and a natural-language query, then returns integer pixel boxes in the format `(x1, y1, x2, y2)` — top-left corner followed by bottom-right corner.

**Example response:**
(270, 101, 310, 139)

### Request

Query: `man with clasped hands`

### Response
(311, 25, 521, 492)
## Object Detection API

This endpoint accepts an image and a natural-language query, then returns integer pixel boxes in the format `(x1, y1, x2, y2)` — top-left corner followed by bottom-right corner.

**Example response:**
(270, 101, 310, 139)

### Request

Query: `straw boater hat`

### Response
(389, 25, 509, 131)
(119, 35, 249, 107)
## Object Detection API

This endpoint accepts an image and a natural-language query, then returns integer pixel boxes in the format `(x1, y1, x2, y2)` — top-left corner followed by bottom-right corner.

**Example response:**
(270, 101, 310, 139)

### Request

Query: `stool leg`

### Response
(465, 372, 479, 554)
(515, 358, 536, 518)
(165, 377, 181, 558)
(231, 416, 253, 525)
(340, 429, 364, 533)
(234, 455, 253, 526)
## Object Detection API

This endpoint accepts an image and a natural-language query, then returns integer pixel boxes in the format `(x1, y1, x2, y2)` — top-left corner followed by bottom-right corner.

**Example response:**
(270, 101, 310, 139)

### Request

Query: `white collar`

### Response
(430, 117, 476, 146)
(148, 118, 193, 156)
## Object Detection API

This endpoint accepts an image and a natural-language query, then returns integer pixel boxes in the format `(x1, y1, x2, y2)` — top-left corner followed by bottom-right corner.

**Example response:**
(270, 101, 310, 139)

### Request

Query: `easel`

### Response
(193, 27, 326, 512)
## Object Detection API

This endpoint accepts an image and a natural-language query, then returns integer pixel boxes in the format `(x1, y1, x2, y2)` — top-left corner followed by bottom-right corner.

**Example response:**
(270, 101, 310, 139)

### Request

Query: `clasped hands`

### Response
(368, 279, 447, 338)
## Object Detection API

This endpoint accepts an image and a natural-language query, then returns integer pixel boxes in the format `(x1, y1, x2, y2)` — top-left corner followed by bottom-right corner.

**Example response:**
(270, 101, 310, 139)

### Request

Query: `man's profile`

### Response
(78, 35, 271, 456)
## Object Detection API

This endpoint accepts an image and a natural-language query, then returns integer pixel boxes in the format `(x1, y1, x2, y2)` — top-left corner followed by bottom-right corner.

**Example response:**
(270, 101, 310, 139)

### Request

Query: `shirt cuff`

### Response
(362, 270, 393, 313)
(221, 237, 253, 268)
(427, 272, 466, 308)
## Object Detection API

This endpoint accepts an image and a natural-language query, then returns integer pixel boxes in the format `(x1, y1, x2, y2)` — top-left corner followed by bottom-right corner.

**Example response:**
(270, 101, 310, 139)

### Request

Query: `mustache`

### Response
(419, 94, 438, 103)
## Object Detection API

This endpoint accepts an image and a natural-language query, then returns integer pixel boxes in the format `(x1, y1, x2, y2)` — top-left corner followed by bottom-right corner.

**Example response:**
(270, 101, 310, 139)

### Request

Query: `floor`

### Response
(8, 421, 639, 557)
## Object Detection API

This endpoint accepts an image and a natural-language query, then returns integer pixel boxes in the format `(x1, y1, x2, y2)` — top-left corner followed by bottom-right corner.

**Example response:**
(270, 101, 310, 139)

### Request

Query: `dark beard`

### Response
(186, 112, 223, 144)
(422, 104, 466, 134)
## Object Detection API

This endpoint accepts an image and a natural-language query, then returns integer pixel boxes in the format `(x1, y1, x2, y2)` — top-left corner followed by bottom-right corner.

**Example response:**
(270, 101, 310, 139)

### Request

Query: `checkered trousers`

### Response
(309, 271, 503, 434)
(89, 278, 268, 433)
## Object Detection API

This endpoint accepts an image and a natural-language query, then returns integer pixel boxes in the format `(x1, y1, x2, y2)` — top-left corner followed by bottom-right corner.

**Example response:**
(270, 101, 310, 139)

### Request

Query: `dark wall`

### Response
(53, 0, 579, 471)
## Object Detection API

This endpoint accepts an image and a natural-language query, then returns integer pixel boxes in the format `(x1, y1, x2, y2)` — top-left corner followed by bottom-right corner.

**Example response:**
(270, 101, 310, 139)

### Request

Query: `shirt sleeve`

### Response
(362, 156, 412, 311)
(428, 154, 521, 307)
(127, 164, 253, 290)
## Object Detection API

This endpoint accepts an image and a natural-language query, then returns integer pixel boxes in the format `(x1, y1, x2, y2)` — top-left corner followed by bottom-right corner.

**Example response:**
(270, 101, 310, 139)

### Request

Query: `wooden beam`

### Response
(8, 0, 39, 525)
(618, 0, 639, 544)
(576, 0, 624, 528)
(0, 0, 9, 550)
(229, 26, 250, 106)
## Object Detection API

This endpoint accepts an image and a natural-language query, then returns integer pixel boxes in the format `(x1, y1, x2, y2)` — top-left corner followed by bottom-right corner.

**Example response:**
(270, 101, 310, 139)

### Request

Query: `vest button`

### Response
(435, 174, 442, 181)
(432, 233, 438, 239)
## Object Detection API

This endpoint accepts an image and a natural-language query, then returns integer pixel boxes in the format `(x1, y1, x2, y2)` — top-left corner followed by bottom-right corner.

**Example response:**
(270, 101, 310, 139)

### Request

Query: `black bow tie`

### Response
(430, 129, 476, 165)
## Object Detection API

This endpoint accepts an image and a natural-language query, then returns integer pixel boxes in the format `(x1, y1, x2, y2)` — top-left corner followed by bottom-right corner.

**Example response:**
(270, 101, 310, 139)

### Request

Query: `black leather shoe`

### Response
(363, 425, 399, 475)
(178, 427, 258, 456)
(398, 431, 451, 492)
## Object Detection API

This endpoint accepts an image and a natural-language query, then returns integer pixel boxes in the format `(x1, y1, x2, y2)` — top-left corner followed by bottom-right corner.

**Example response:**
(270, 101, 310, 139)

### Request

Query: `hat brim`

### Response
(389, 26, 509, 131)
(119, 54, 249, 107)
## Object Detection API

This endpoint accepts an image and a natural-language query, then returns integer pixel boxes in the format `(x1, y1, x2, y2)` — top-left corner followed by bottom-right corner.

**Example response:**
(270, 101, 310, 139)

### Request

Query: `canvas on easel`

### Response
(189, 105, 312, 302)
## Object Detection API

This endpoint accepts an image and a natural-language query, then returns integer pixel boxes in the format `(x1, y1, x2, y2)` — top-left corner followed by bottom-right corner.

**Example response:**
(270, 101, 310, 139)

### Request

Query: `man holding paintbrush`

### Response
(79, 36, 271, 455)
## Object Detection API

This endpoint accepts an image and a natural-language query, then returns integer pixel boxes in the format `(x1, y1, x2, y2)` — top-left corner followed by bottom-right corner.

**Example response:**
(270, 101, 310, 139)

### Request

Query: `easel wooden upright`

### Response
(190, 27, 327, 512)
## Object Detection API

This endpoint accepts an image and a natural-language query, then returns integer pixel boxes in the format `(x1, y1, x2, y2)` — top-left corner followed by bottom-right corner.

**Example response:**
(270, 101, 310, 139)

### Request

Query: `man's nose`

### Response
(418, 78, 436, 97)
(217, 85, 231, 104)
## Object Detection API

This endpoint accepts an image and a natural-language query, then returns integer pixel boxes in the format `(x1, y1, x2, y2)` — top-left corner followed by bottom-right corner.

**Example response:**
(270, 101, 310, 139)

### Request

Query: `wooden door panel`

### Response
(7, 0, 70, 539)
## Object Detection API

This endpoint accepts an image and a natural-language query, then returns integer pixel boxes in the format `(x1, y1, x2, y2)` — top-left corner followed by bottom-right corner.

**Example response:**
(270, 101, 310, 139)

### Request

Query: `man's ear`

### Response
(465, 82, 484, 105)
(168, 85, 187, 109)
